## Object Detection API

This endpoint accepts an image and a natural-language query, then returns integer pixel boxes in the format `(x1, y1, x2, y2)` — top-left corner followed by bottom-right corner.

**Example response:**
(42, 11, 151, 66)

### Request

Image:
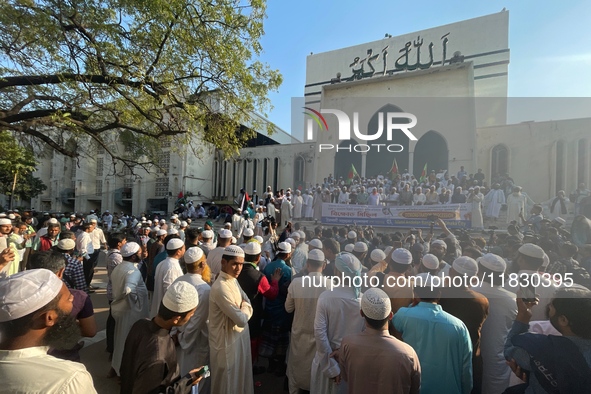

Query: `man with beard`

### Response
(0, 269, 97, 392)
(504, 287, 591, 393)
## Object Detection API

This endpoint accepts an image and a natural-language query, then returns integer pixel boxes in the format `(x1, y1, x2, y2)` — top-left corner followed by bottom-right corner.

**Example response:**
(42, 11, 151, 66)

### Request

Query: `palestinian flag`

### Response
(419, 163, 428, 183)
(389, 158, 398, 177)
(348, 164, 359, 183)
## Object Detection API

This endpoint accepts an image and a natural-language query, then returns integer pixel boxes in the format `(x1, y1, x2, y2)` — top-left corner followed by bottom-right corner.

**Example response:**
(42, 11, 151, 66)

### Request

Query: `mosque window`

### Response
(96, 180, 103, 196)
(273, 158, 279, 191)
(556, 141, 566, 194)
(578, 139, 588, 185)
(252, 159, 258, 191)
(262, 159, 268, 191)
(491, 144, 508, 179)
(294, 156, 304, 184)
(155, 177, 169, 197)
(96, 157, 103, 176)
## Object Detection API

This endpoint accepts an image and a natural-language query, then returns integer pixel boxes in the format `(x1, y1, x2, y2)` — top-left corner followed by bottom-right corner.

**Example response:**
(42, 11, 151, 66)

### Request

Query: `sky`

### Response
(255, 0, 591, 133)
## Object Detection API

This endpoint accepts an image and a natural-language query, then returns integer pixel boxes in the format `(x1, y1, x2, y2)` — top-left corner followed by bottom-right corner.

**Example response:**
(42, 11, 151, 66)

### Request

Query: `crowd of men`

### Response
(1, 174, 591, 393)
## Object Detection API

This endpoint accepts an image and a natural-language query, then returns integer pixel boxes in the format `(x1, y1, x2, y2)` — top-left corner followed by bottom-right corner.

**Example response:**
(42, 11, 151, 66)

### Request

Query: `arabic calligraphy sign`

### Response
(347, 33, 451, 81)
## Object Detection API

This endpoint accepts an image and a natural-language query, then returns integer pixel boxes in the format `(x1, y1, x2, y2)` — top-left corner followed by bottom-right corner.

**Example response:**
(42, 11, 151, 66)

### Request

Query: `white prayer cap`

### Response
(542, 252, 550, 268)
(180, 221, 188, 227)
(156, 229, 167, 236)
(90, 218, 97, 223)
(431, 239, 447, 248)
(391, 248, 413, 265)
(218, 229, 232, 239)
(277, 242, 292, 253)
(184, 247, 205, 264)
(147, 220, 153, 225)
(136, 223, 142, 227)
(223, 222, 232, 229)
(308, 239, 323, 249)
(168, 228, 179, 235)
(243, 228, 254, 237)
(384, 246, 393, 256)
(166, 238, 184, 250)
(231, 236, 237, 244)
(308, 249, 325, 262)
(361, 288, 392, 320)
(347, 231, 357, 239)
(414, 273, 439, 288)
(452, 256, 479, 277)
(162, 281, 198, 314)
(553, 217, 566, 226)
(370, 249, 386, 263)
(0, 218, 11, 225)
(141, 217, 146, 221)
(48, 218, 59, 224)
(57, 239, 76, 251)
(159, 219, 166, 224)
(224, 245, 245, 258)
(0, 269, 64, 322)
(353, 242, 368, 253)
(478, 253, 506, 273)
(243, 242, 261, 255)
(8, 214, 15, 220)
(421, 254, 440, 270)
(254, 236, 264, 244)
(69, 214, 76, 218)
(201, 230, 213, 239)
(344, 244, 355, 253)
(290, 231, 301, 239)
(121, 242, 141, 258)
(335, 252, 362, 274)
(171, 214, 178, 219)
(518, 243, 545, 259)
(298, 231, 306, 240)
(153, 226, 161, 232)
(285, 238, 296, 249)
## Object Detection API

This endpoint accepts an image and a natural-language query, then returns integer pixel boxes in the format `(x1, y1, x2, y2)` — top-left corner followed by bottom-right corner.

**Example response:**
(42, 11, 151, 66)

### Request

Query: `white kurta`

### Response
(468, 192, 484, 229)
(293, 195, 303, 219)
(484, 189, 506, 218)
(290, 245, 308, 274)
(110, 261, 150, 375)
(310, 286, 365, 394)
(285, 273, 327, 392)
(281, 199, 293, 224)
(208, 271, 254, 394)
(150, 257, 183, 317)
(472, 282, 517, 394)
(304, 194, 314, 218)
(174, 274, 211, 376)
(506, 193, 527, 223)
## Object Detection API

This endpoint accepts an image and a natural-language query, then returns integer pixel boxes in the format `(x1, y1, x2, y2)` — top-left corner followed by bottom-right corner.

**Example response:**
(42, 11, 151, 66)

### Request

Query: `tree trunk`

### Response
(9, 170, 18, 210)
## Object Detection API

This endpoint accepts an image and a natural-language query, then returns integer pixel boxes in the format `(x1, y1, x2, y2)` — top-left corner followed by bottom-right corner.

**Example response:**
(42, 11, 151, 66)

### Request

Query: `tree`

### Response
(0, 0, 282, 172)
(0, 131, 47, 204)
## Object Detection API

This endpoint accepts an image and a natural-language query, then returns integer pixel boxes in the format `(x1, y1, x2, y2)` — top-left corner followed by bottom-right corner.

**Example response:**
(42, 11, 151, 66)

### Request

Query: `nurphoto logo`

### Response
(303, 107, 418, 153)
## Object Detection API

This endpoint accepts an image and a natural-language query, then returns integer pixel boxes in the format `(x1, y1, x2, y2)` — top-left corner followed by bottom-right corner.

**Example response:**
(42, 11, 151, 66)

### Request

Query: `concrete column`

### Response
(408, 150, 414, 176)
(361, 152, 367, 178)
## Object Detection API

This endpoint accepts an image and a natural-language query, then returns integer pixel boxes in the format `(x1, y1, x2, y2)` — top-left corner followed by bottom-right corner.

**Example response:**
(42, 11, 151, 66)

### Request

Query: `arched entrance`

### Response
(364, 104, 409, 178)
(334, 139, 362, 182)
(413, 130, 448, 179)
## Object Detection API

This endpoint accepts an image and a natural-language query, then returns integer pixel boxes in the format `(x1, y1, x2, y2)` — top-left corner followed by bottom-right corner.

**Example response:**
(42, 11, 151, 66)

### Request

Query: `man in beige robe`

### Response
(285, 250, 328, 393)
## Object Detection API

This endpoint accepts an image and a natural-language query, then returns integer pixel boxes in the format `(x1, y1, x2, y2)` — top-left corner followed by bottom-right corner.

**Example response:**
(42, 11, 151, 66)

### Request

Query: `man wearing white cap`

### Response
(337, 288, 421, 394)
(394, 273, 473, 394)
(290, 231, 307, 274)
(0, 218, 18, 276)
(206, 229, 233, 279)
(512, 243, 559, 321)
(310, 252, 365, 394)
(285, 249, 328, 394)
(173, 247, 211, 387)
(102, 210, 113, 231)
(439, 256, 489, 394)
(429, 239, 451, 276)
(367, 248, 387, 275)
(471, 254, 517, 394)
(151, 238, 186, 318)
(121, 281, 203, 394)
(199, 230, 215, 257)
(0, 269, 97, 393)
(379, 248, 416, 316)
(231, 208, 244, 234)
(260, 242, 293, 376)
(237, 242, 282, 373)
(209, 245, 254, 394)
(76, 223, 95, 288)
(110, 242, 150, 376)
(341, 230, 357, 251)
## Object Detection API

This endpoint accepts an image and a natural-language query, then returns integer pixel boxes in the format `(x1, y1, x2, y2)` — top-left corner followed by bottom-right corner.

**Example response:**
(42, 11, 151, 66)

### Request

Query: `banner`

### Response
(321, 203, 472, 228)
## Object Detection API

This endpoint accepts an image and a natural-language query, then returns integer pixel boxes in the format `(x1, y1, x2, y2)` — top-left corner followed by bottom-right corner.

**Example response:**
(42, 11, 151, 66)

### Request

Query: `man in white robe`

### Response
(290, 232, 308, 274)
(484, 183, 505, 220)
(506, 186, 535, 223)
(313, 189, 323, 222)
(304, 191, 314, 220)
(174, 247, 211, 393)
(150, 238, 186, 317)
(281, 195, 293, 226)
(293, 190, 304, 220)
(111, 242, 150, 376)
(468, 186, 485, 229)
(285, 250, 328, 394)
(208, 245, 254, 394)
(310, 253, 365, 394)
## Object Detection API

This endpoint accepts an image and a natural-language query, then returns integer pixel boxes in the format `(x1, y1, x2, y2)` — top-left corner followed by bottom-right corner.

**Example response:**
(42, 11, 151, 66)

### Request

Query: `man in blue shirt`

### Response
(393, 273, 473, 394)
(261, 241, 292, 376)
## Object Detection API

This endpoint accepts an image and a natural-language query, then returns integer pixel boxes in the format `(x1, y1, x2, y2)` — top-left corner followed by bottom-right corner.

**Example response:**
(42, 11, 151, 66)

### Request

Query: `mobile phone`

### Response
(520, 284, 537, 303)
(196, 365, 209, 377)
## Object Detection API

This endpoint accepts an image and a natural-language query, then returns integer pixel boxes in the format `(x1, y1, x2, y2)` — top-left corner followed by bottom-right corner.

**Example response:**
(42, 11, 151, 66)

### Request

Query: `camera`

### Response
(426, 214, 438, 222)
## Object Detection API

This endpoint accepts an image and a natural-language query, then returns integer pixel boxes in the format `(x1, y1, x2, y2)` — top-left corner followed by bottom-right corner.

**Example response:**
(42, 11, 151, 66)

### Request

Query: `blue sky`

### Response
(257, 0, 591, 132)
